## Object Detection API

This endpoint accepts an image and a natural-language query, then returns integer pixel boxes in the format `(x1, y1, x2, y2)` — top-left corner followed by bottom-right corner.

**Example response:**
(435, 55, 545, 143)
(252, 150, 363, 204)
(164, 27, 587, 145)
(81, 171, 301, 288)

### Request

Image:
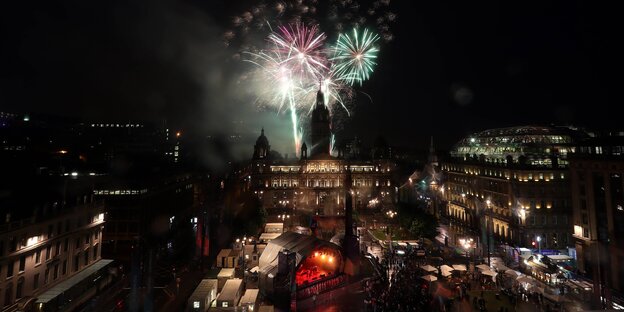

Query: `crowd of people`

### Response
(363, 248, 436, 311)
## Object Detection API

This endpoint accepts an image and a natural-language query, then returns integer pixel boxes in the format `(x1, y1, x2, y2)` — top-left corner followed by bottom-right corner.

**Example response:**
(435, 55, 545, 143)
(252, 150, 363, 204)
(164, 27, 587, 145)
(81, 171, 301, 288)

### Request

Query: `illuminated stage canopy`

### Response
(258, 232, 344, 298)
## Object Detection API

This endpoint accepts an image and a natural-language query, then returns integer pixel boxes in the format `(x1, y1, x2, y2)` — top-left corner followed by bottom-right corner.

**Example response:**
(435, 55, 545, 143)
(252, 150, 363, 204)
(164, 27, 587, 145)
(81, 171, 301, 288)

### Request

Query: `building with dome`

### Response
(245, 90, 396, 219)
(441, 126, 588, 251)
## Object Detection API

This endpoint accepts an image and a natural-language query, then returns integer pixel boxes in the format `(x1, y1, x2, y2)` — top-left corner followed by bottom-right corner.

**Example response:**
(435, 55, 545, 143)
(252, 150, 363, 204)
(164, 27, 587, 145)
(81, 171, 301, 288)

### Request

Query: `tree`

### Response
(408, 213, 439, 239)
(395, 202, 440, 239)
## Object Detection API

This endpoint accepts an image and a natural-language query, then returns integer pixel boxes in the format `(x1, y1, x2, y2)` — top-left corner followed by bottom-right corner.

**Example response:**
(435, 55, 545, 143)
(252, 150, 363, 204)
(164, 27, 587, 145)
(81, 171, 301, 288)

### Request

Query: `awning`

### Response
(35, 259, 114, 304)
(481, 270, 497, 277)
(546, 255, 573, 261)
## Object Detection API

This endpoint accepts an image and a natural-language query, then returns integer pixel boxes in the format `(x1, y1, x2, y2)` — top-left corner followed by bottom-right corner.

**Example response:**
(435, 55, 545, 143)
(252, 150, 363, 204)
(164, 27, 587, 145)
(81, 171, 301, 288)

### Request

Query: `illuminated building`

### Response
(0, 177, 111, 311)
(570, 134, 624, 309)
(441, 126, 587, 250)
(247, 90, 396, 218)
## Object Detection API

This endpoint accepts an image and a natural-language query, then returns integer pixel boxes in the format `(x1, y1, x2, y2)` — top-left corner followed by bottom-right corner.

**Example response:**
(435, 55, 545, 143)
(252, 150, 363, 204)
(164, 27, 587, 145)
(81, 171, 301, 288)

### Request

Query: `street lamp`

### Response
(385, 210, 397, 280)
(236, 236, 253, 287)
(536, 235, 542, 254)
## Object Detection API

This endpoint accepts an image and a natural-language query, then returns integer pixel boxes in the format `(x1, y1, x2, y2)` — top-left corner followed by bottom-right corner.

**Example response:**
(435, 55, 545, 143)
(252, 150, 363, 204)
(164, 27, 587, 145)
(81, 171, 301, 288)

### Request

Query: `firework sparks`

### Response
(243, 18, 386, 155)
(332, 28, 380, 86)
(269, 23, 327, 82)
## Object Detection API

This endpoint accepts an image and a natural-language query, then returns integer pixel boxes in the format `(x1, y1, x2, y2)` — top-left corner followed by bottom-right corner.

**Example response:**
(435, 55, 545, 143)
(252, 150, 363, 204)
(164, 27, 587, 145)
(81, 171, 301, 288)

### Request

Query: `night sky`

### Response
(1, 0, 622, 152)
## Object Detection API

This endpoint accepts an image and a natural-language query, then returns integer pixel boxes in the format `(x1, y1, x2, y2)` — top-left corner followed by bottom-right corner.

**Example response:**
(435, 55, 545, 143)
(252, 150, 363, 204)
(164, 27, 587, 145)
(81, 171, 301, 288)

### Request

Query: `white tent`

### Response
(440, 265, 454, 272)
(476, 264, 491, 271)
(481, 270, 497, 277)
(440, 265, 454, 277)
(493, 264, 510, 272)
(504, 269, 521, 277)
(452, 264, 467, 271)
(420, 265, 437, 272)
(421, 275, 438, 282)
(516, 275, 536, 285)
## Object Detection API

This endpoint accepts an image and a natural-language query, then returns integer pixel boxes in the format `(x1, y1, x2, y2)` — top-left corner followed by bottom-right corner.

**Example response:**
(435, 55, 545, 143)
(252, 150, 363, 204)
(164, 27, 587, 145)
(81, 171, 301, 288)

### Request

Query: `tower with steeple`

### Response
(253, 128, 270, 159)
(310, 89, 331, 156)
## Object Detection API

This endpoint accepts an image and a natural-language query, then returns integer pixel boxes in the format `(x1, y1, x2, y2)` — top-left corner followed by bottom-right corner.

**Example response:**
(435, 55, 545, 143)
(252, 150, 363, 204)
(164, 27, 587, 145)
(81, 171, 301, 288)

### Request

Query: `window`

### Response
(543, 216, 547, 225)
(582, 213, 588, 224)
(46, 245, 51, 260)
(64, 238, 69, 252)
(19, 256, 25, 272)
(84, 250, 89, 265)
(74, 255, 80, 272)
(531, 216, 536, 225)
(53, 264, 59, 280)
(48, 224, 54, 238)
(553, 216, 558, 225)
(16, 277, 24, 299)
(35, 249, 41, 264)
(9, 237, 17, 252)
(75, 238, 81, 249)
(93, 246, 98, 260)
(7, 261, 14, 278)
(33, 273, 40, 290)
(44, 268, 49, 284)
(56, 242, 61, 256)
(62, 260, 67, 275)
(5, 283, 12, 306)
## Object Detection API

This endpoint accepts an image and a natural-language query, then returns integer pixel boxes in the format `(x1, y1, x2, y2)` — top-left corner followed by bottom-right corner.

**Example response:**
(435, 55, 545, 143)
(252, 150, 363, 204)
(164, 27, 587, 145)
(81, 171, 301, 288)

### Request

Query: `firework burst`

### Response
(332, 28, 380, 86)
(269, 23, 327, 82)
(243, 18, 386, 155)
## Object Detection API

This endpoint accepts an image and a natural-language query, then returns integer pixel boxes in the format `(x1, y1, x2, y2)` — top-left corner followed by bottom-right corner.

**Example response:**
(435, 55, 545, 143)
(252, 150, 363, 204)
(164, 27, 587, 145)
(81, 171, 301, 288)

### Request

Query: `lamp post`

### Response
(236, 236, 253, 287)
(385, 210, 397, 280)
(536, 236, 542, 254)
